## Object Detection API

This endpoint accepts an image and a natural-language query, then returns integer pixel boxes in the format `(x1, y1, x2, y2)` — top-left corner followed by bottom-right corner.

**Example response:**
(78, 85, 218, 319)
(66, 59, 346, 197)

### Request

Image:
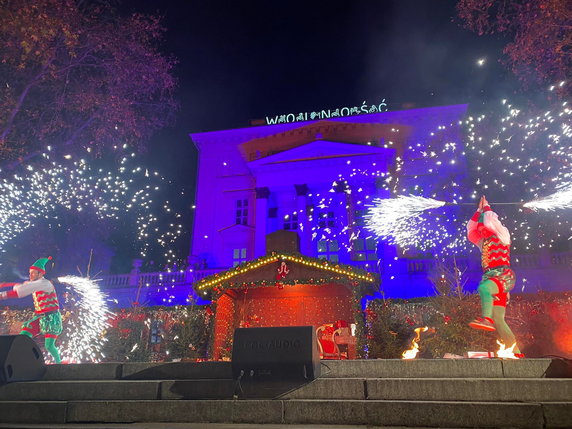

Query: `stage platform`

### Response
(0, 359, 570, 427)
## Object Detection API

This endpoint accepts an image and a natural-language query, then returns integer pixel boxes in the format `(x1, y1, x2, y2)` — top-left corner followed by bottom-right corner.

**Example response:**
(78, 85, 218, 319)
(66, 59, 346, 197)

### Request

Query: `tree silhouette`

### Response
(0, 0, 178, 160)
(456, 0, 571, 98)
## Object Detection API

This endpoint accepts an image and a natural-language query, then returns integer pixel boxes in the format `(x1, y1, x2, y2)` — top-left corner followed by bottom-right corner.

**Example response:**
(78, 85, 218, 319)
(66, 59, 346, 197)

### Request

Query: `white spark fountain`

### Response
(365, 195, 448, 248)
(56, 275, 113, 363)
(523, 183, 572, 211)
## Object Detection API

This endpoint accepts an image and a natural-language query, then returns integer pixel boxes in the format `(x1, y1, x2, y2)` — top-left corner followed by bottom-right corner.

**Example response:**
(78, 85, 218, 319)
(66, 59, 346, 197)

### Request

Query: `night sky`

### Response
(122, 0, 520, 186)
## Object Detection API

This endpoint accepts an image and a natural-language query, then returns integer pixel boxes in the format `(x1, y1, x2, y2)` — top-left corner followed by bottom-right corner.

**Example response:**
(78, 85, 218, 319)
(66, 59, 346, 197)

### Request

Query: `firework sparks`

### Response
(523, 183, 572, 211)
(261, 92, 570, 257)
(365, 196, 448, 248)
(56, 275, 113, 363)
(364, 95, 572, 253)
(0, 153, 184, 264)
(365, 186, 572, 248)
(366, 195, 447, 220)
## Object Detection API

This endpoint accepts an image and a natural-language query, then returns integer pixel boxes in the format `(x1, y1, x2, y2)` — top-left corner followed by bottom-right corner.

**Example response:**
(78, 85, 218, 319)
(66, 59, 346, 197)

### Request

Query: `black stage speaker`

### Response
(0, 335, 46, 383)
(545, 358, 572, 378)
(231, 326, 321, 380)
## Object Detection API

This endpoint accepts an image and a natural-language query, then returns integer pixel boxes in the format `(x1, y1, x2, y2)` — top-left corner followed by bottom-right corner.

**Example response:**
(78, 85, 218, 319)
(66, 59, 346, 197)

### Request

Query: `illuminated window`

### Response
(317, 239, 339, 262)
(318, 211, 335, 228)
(351, 237, 378, 261)
(232, 248, 247, 267)
(283, 212, 298, 230)
(354, 209, 367, 227)
(236, 199, 248, 225)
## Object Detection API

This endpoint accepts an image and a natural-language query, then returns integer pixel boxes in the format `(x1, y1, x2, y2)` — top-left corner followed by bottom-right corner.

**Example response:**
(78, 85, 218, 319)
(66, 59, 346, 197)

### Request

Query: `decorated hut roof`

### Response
(194, 252, 376, 294)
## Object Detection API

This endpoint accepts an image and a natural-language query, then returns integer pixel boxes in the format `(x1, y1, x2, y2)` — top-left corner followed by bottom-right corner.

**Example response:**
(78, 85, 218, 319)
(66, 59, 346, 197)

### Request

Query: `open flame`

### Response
(496, 340, 518, 359)
(402, 326, 429, 359)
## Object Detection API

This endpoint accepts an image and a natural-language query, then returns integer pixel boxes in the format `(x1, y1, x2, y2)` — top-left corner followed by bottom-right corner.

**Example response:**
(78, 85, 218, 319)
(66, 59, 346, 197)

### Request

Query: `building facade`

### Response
(187, 103, 572, 300)
(189, 105, 471, 297)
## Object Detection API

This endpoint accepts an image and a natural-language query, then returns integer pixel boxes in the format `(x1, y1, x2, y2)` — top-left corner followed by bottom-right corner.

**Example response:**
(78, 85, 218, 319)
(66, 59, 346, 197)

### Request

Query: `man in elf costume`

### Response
(467, 196, 523, 357)
(0, 257, 63, 363)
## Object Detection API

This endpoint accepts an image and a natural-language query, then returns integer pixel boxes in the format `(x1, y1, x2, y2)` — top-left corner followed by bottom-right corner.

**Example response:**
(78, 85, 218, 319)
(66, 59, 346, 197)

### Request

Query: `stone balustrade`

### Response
(94, 250, 570, 306)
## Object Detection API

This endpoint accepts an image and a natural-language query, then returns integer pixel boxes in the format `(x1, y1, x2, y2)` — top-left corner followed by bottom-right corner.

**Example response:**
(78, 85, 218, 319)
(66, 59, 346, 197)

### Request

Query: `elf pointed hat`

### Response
(30, 256, 52, 274)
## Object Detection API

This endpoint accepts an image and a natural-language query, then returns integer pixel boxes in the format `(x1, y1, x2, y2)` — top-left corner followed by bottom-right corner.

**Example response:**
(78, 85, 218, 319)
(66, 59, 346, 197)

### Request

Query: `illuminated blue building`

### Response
(189, 104, 471, 298)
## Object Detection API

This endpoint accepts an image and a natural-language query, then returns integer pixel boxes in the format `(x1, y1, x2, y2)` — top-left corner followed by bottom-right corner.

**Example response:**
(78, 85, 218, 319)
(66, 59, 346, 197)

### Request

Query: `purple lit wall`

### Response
(187, 105, 470, 299)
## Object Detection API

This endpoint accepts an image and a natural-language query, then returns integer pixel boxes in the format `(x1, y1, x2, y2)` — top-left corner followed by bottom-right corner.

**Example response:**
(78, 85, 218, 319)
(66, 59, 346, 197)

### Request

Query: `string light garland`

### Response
(195, 252, 375, 291)
(198, 253, 374, 360)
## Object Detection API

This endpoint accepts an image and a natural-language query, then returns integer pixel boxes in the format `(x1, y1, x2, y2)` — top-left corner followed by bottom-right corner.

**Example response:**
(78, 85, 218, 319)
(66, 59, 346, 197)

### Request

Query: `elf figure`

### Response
(0, 257, 63, 363)
(467, 196, 523, 357)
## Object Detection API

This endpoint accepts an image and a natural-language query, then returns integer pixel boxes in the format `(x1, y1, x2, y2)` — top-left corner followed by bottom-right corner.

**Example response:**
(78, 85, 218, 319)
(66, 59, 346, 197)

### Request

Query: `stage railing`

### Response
(99, 268, 223, 289)
(99, 274, 131, 288)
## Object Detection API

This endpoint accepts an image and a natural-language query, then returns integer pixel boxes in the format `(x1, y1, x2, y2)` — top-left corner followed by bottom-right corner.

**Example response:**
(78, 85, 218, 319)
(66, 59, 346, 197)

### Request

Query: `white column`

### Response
(254, 187, 270, 257)
(295, 184, 310, 255)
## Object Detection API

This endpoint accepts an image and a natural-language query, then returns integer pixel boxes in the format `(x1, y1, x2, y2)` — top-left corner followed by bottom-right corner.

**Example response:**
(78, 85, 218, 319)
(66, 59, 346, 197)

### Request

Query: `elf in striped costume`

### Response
(0, 257, 63, 363)
(467, 196, 522, 356)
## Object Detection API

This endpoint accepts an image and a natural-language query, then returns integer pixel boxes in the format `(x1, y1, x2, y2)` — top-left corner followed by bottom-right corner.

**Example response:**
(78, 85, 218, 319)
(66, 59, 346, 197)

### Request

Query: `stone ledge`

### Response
(161, 380, 234, 399)
(283, 399, 546, 428)
(43, 363, 121, 381)
(364, 400, 545, 428)
(501, 359, 554, 378)
(0, 399, 569, 426)
(321, 359, 505, 378)
(7, 376, 568, 403)
(281, 378, 365, 400)
(0, 401, 67, 424)
(542, 402, 572, 428)
(366, 378, 572, 402)
(38, 359, 559, 382)
(66, 400, 282, 424)
(121, 361, 233, 380)
(0, 380, 160, 401)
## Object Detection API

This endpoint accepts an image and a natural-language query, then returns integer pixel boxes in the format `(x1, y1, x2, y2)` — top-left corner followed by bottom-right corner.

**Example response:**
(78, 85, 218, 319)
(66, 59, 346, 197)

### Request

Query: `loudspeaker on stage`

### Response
(231, 326, 321, 381)
(0, 335, 46, 383)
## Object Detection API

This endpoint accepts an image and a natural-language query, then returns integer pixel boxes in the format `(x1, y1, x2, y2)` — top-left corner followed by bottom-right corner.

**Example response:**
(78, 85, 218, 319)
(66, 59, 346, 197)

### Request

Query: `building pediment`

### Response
(217, 223, 255, 234)
(237, 120, 411, 162)
(248, 140, 392, 168)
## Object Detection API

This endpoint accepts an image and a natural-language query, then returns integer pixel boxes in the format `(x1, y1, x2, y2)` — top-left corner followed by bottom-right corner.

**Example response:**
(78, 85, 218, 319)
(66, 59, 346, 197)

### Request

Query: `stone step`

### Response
(0, 399, 569, 428)
(0, 425, 474, 429)
(41, 359, 560, 381)
(0, 380, 161, 401)
(283, 377, 572, 402)
(2, 377, 571, 402)
(43, 361, 233, 381)
(320, 358, 557, 379)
